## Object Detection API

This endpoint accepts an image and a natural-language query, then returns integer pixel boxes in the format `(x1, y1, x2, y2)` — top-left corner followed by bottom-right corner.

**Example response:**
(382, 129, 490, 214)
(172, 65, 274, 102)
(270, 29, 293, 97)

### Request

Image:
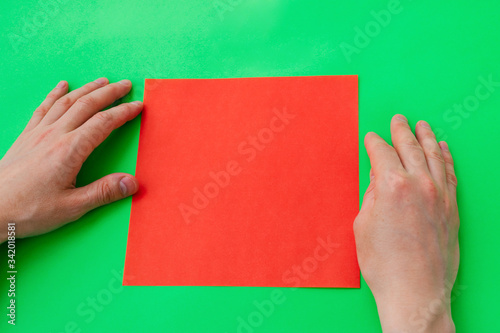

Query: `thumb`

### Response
(74, 173, 139, 212)
(360, 169, 375, 211)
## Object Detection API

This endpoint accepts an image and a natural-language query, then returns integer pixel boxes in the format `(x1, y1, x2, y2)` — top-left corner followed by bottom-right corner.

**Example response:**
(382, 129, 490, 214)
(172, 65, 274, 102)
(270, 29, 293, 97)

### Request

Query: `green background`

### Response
(1, 0, 499, 332)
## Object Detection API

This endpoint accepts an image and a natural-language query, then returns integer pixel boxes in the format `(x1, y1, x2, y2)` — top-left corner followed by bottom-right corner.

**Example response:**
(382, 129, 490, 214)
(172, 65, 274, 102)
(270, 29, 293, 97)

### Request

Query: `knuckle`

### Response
(394, 118, 410, 128)
(34, 106, 48, 115)
(364, 182, 376, 195)
(51, 149, 77, 179)
(443, 196, 455, 213)
(120, 103, 138, 118)
(96, 181, 114, 205)
(56, 96, 73, 108)
(77, 95, 97, 108)
(408, 150, 426, 167)
(73, 134, 95, 158)
(444, 154, 455, 166)
(447, 173, 458, 187)
(402, 138, 423, 152)
(94, 111, 114, 126)
(385, 170, 409, 193)
(427, 149, 445, 164)
(421, 176, 440, 200)
(111, 83, 122, 93)
(105, 84, 121, 97)
(353, 216, 364, 236)
(89, 81, 102, 88)
(421, 126, 436, 137)
(59, 140, 80, 165)
(353, 220, 360, 236)
(123, 102, 135, 113)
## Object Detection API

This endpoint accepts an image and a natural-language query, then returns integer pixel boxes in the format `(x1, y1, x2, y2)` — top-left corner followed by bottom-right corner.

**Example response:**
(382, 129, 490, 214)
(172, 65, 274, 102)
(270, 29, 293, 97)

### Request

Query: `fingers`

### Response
(41, 78, 109, 125)
(364, 131, 403, 177)
(60, 80, 133, 131)
(390, 114, 429, 175)
(71, 173, 139, 213)
(25, 81, 68, 131)
(415, 120, 447, 187)
(438, 141, 458, 196)
(70, 101, 143, 161)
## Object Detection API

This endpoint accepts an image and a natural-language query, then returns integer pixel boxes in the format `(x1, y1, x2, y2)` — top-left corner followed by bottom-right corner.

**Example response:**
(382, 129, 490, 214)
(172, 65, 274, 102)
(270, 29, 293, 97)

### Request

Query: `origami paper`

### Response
(124, 76, 359, 287)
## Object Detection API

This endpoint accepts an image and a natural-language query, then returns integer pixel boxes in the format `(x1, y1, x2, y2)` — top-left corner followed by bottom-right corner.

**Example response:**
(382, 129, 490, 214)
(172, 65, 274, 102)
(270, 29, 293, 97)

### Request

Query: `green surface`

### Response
(0, 0, 499, 332)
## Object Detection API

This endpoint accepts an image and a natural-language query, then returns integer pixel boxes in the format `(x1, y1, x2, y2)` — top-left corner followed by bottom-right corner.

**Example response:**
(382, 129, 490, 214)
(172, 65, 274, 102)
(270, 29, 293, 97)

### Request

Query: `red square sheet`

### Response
(124, 76, 359, 287)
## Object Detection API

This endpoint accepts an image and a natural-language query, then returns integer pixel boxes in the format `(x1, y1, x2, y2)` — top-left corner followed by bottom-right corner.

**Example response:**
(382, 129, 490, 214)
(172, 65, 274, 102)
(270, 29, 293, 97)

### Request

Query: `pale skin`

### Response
(0, 80, 459, 332)
(0, 78, 142, 240)
(355, 115, 459, 332)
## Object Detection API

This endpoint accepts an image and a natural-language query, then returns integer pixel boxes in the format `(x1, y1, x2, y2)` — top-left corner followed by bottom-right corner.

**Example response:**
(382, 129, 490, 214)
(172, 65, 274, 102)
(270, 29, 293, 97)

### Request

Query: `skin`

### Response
(0, 78, 142, 241)
(0, 81, 459, 332)
(355, 115, 459, 332)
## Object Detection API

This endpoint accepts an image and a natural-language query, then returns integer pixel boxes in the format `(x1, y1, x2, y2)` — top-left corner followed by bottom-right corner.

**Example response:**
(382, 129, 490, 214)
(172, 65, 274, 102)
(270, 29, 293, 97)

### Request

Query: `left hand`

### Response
(0, 78, 142, 243)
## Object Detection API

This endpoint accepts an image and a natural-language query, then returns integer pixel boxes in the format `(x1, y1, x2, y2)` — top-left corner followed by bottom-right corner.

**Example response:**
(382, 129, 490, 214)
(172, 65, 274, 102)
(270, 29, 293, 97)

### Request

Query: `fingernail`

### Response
(119, 177, 136, 196)
(56, 80, 67, 88)
(396, 115, 408, 123)
(419, 120, 431, 129)
(439, 141, 449, 152)
(94, 77, 108, 85)
(132, 101, 143, 106)
(118, 79, 132, 86)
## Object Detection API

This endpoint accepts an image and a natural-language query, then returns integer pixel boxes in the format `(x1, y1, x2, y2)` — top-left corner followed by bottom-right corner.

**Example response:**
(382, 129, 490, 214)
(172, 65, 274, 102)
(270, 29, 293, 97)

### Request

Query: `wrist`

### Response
(375, 291, 455, 333)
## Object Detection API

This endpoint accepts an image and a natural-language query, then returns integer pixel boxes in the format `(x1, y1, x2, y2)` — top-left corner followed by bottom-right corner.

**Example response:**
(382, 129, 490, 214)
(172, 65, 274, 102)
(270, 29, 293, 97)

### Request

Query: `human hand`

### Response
(354, 115, 459, 332)
(0, 78, 142, 243)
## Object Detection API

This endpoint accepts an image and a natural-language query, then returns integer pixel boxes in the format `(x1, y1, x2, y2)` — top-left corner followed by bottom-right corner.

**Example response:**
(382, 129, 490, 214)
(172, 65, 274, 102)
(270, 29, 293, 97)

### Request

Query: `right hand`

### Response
(353, 115, 459, 333)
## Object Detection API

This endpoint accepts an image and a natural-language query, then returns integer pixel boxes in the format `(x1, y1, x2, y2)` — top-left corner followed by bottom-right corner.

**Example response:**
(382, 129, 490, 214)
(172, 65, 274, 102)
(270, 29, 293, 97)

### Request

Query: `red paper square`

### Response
(124, 76, 359, 287)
